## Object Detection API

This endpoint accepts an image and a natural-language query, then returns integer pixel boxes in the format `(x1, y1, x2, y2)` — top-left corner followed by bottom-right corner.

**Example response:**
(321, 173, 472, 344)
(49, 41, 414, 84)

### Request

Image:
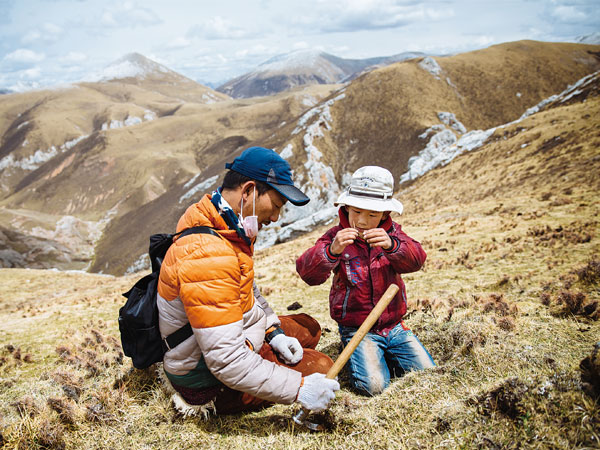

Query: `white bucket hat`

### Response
(334, 166, 404, 214)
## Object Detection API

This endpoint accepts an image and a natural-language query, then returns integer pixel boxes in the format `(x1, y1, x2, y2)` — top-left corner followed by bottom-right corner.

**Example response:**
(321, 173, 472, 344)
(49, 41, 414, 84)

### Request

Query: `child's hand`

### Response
(362, 228, 392, 249)
(331, 228, 359, 255)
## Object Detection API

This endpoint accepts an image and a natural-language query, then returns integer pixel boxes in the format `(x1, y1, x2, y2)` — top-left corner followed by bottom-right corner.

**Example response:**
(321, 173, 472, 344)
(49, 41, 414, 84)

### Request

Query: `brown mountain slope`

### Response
(91, 41, 600, 274)
(2, 41, 599, 274)
(263, 40, 600, 188)
(0, 83, 339, 270)
(92, 65, 600, 277)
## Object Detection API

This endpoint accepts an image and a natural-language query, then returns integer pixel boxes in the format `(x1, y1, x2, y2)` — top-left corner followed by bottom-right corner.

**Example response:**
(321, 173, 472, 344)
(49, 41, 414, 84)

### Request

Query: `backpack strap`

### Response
(162, 323, 193, 352)
(175, 225, 221, 240)
(161, 226, 221, 352)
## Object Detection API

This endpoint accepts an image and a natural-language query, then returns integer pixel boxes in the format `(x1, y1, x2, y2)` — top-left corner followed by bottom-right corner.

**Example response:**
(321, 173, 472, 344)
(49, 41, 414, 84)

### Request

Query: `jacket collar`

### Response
(338, 207, 393, 232)
(179, 194, 253, 254)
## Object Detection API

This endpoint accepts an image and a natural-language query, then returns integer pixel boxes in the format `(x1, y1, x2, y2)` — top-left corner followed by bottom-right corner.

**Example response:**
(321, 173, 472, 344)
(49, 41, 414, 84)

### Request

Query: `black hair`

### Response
(221, 170, 271, 195)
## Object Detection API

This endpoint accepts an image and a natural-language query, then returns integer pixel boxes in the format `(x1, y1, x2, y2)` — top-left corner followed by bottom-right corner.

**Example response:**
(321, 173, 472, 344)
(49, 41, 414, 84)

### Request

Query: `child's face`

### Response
(346, 206, 385, 234)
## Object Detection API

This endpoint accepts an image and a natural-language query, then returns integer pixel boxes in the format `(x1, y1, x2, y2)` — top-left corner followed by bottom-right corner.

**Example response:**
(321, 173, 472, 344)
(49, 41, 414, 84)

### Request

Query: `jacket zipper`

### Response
(341, 286, 351, 319)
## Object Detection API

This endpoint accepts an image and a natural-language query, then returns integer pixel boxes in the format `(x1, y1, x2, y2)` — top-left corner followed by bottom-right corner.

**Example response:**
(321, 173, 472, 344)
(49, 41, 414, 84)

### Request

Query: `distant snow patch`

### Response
(401, 128, 494, 183)
(29, 215, 101, 260)
(437, 112, 467, 134)
(400, 71, 600, 184)
(101, 112, 156, 131)
(1, 134, 88, 172)
(258, 90, 347, 249)
(179, 174, 219, 203)
(292, 91, 345, 135)
(574, 31, 600, 45)
(302, 95, 318, 107)
(125, 253, 150, 274)
(419, 57, 442, 79)
(279, 144, 293, 160)
(401, 113, 490, 183)
(101, 60, 146, 80)
(202, 92, 220, 104)
(144, 110, 157, 121)
(518, 70, 599, 120)
(183, 173, 201, 189)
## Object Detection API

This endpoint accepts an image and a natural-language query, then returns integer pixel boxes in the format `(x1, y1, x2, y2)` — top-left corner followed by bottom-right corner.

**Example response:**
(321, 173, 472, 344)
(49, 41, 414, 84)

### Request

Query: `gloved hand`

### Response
(296, 372, 340, 412)
(269, 333, 303, 364)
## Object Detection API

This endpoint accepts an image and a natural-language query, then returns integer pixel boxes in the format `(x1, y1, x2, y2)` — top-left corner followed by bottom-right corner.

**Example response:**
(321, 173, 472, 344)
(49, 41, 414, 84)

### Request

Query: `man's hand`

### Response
(296, 372, 340, 412)
(269, 334, 303, 364)
(362, 228, 392, 250)
(330, 228, 359, 255)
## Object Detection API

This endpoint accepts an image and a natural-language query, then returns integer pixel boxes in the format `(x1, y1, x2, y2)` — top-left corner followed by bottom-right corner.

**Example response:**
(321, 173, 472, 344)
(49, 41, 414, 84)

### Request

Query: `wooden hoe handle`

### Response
(292, 284, 399, 430)
(325, 283, 399, 380)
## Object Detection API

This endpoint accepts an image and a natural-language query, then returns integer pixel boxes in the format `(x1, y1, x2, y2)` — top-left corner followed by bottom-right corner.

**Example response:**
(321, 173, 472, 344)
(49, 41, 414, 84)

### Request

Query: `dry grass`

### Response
(1, 160, 599, 448)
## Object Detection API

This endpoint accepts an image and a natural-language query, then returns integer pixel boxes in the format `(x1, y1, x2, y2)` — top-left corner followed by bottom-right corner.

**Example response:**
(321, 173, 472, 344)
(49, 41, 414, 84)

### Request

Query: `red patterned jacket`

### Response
(296, 208, 426, 336)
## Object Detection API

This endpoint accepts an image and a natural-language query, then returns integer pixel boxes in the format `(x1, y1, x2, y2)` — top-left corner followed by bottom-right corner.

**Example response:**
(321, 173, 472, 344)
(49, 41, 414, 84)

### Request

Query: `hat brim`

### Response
(334, 191, 403, 214)
(268, 182, 310, 206)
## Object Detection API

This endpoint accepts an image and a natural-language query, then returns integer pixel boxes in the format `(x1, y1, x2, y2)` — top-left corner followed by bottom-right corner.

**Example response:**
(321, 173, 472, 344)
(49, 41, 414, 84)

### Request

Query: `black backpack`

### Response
(118, 226, 220, 369)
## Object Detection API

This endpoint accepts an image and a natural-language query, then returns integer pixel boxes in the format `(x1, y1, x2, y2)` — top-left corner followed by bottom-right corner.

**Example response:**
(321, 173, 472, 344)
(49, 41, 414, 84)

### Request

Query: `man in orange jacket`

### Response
(157, 146, 339, 415)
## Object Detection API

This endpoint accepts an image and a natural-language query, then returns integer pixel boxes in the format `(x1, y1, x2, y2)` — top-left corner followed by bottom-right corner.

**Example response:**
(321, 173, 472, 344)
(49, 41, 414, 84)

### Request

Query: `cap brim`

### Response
(334, 192, 403, 214)
(268, 182, 310, 206)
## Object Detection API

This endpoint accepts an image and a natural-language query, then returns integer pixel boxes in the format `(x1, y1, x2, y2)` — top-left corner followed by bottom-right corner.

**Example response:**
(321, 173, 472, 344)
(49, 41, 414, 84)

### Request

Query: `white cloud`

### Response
(165, 36, 191, 50)
(474, 35, 495, 47)
(22, 22, 63, 44)
(3, 48, 46, 63)
(188, 16, 254, 40)
(234, 44, 271, 58)
(100, 1, 162, 28)
(550, 5, 587, 22)
(21, 66, 41, 80)
(60, 51, 88, 63)
(302, 0, 453, 33)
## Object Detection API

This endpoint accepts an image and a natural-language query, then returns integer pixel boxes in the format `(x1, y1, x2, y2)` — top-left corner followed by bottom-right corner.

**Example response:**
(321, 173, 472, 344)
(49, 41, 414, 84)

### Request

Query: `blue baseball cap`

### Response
(225, 146, 310, 206)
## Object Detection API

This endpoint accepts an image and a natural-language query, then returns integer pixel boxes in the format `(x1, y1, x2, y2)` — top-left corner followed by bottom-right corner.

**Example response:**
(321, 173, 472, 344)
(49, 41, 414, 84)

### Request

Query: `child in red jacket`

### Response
(296, 166, 435, 396)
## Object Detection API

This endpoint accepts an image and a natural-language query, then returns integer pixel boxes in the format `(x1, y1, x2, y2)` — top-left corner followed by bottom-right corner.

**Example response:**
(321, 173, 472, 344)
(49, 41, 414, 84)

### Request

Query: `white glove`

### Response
(269, 333, 303, 364)
(296, 372, 340, 412)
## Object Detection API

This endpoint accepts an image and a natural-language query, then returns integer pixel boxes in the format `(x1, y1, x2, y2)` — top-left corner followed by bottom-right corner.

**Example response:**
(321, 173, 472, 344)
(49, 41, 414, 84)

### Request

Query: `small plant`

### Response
(471, 377, 528, 419)
(574, 259, 600, 285)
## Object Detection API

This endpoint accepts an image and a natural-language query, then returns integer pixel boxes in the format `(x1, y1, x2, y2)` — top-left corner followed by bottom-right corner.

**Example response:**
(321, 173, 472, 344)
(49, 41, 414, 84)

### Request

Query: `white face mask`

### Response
(239, 187, 259, 239)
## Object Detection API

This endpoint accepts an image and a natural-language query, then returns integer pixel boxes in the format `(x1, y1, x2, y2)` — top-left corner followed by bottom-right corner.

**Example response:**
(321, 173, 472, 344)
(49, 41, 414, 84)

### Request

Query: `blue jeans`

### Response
(339, 322, 436, 396)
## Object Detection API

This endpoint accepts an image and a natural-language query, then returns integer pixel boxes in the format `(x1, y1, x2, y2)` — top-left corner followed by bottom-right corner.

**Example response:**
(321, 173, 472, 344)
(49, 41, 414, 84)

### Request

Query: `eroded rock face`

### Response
(580, 342, 600, 399)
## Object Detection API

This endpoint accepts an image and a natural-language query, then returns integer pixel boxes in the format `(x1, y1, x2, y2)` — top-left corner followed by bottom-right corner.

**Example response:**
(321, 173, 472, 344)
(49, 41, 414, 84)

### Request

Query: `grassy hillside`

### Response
(0, 82, 598, 449)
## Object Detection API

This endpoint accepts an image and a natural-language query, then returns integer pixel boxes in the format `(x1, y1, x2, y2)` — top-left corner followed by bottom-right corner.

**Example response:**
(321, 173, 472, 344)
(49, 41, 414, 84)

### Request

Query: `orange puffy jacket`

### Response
(157, 194, 302, 404)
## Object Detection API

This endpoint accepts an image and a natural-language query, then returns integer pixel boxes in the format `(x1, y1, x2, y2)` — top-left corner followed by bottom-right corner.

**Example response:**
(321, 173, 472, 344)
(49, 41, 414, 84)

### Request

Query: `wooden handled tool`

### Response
(293, 283, 400, 431)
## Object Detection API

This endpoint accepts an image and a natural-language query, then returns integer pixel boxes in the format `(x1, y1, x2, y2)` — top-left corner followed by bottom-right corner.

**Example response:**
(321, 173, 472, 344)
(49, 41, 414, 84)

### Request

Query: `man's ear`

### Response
(241, 181, 255, 198)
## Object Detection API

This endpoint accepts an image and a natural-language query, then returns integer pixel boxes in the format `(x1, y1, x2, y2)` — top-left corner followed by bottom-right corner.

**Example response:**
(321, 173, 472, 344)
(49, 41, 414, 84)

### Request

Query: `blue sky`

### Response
(0, 0, 598, 92)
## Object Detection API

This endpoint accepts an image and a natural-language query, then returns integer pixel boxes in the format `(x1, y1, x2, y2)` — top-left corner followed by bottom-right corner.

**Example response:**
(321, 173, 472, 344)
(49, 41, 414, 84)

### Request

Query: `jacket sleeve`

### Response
(194, 321, 302, 404)
(253, 281, 280, 330)
(296, 227, 341, 286)
(383, 225, 427, 273)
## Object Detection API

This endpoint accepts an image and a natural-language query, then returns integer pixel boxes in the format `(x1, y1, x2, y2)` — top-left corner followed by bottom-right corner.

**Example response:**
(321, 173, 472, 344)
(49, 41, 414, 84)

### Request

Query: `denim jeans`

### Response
(339, 322, 436, 396)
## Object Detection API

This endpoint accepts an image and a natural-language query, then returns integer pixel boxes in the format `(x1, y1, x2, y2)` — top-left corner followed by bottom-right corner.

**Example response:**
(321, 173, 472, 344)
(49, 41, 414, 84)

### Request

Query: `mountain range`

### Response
(216, 49, 424, 98)
(0, 40, 599, 275)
